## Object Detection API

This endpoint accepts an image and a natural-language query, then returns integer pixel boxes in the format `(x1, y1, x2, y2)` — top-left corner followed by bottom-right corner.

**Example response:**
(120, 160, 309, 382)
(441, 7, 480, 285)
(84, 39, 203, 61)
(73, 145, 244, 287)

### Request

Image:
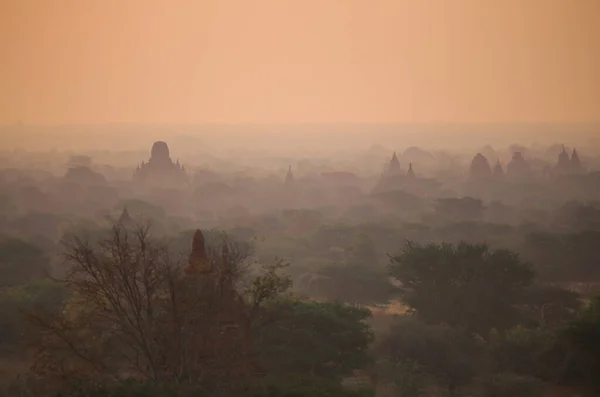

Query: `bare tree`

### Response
(27, 220, 290, 393)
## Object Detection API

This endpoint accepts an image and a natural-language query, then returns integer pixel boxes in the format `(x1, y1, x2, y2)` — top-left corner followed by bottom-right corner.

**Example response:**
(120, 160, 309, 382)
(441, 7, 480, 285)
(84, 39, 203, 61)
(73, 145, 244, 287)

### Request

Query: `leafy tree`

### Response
(375, 316, 479, 394)
(247, 259, 293, 320)
(522, 231, 600, 283)
(487, 295, 600, 394)
(375, 358, 424, 397)
(389, 241, 534, 334)
(0, 236, 50, 287)
(302, 262, 396, 306)
(256, 300, 374, 380)
(519, 285, 581, 328)
(553, 201, 600, 230)
(487, 326, 567, 382)
(0, 279, 67, 352)
(562, 294, 600, 392)
(297, 231, 394, 305)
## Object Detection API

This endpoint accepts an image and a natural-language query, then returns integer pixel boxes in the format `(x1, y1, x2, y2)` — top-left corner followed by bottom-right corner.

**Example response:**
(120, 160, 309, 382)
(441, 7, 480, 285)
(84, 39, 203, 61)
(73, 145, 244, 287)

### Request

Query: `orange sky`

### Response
(1, 0, 599, 125)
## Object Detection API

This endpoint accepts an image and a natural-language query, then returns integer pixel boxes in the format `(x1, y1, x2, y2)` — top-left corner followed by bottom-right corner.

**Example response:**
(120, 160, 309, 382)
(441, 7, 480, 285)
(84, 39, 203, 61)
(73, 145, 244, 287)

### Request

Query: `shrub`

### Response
(483, 373, 545, 397)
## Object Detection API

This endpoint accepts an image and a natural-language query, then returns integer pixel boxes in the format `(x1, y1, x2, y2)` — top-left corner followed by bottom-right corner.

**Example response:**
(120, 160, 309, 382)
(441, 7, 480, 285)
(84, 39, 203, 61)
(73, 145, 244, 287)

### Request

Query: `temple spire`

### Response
(493, 159, 504, 178)
(556, 145, 570, 174)
(388, 152, 401, 175)
(407, 162, 415, 178)
(570, 148, 583, 173)
(284, 165, 294, 186)
(118, 207, 134, 228)
(186, 229, 211, 274)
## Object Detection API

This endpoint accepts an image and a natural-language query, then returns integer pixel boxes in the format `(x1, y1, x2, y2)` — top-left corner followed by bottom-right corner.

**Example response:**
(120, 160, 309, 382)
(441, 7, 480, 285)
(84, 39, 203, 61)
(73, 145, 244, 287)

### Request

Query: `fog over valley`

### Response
(2, 1, 600, 396)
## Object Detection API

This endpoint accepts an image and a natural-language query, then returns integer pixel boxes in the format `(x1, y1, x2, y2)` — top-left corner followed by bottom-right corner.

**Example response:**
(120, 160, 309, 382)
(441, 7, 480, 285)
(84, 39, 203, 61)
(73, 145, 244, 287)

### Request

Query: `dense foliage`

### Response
(389, 241, 534, 334)
(2, 189, 600, 396)
(257, 300, 373, 379)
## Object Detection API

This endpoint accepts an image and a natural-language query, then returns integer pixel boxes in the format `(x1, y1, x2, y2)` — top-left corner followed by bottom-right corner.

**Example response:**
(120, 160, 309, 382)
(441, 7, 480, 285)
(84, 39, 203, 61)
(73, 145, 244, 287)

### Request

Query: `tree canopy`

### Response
(256, 300, 373, 380)
(0, 236, 50, 287)
(389, 241, 534, 334)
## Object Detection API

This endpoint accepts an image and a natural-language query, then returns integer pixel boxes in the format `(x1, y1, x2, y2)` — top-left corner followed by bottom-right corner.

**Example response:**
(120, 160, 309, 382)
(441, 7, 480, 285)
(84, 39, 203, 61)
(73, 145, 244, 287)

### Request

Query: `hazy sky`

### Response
(2, 0, 599, 125)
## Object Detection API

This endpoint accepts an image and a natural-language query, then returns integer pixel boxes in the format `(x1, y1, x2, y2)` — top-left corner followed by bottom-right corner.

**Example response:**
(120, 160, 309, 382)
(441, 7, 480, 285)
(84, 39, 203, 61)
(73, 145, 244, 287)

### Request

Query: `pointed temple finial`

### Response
(493, 158, 504, 178)
(285, 165, 294, 186)
(388, 151, 401, 175)
(186, 229, 211, 274)
(118, 206, 134, 228)
(570, 148, 583, 173)
(407, 162, 415, 178)
(556, 145, 572, 174)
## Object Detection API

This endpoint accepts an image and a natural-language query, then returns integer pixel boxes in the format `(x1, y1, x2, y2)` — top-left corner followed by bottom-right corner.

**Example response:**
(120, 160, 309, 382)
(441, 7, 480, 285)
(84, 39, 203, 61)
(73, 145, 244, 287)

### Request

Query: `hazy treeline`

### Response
(1, 135, 600, 396)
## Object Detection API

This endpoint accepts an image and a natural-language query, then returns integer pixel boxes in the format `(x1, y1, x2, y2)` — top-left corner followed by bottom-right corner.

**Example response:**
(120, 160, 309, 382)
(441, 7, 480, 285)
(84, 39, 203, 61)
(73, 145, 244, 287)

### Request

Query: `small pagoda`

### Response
(180, 230, 261, 386)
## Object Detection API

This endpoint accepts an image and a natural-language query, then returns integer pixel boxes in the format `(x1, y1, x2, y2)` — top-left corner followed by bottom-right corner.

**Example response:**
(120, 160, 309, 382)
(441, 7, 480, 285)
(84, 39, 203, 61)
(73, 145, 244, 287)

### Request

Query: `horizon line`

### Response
(2, 121, 600, 129)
